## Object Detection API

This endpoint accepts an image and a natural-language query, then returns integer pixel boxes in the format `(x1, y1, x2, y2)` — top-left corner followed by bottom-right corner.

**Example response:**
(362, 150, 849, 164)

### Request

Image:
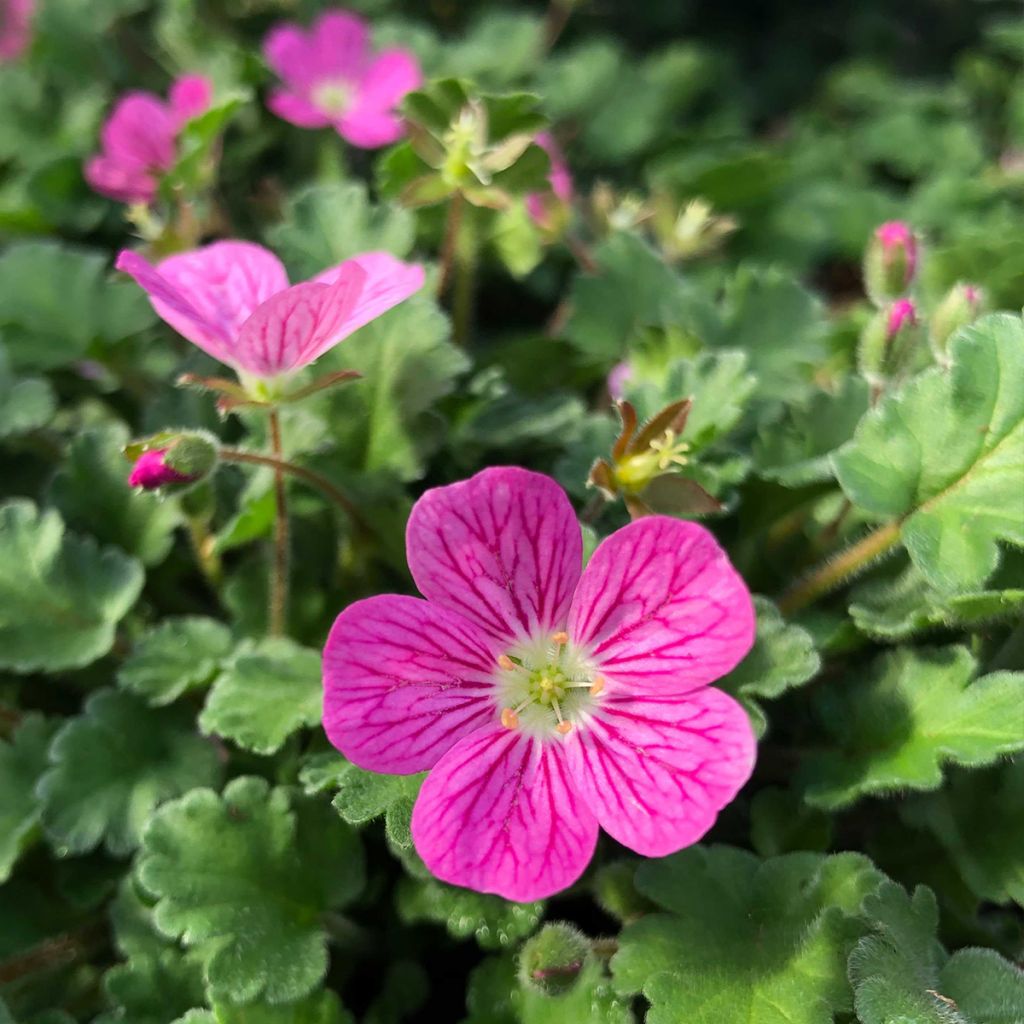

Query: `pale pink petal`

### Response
(535, 132, 572, 202)
(312, 251, 424, 333)
(263, 23, 318, 92)
(232, 263, 366, 376)
(337, 108, 405, 148)
(101, 93, 177, 172)
(115, 250, 235, 365)
(406, 467, 583, 644)
(323, 595, 500, 774)
(338, 49, 420, 147)
(0, 0, 33, 62)
(311, 10, 369, 81)
(566, 688, 755, 856)
(411, 726, 598, 901)
(268, 88, 333, 129)
(568, 517, 755, 696)
(85, 156, 156, 204)
(168, 74, 213, 127)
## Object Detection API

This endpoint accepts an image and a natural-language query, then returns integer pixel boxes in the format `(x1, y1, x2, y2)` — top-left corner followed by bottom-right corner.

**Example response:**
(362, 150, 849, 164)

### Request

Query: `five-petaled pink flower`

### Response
(0, 0, 33, 62)
(263, 9, 421, 149)
(323, 467, 756, 902)
(115, 242, 424, 390)
(85, 75, 213, 204)
(526, 132, 573, 229)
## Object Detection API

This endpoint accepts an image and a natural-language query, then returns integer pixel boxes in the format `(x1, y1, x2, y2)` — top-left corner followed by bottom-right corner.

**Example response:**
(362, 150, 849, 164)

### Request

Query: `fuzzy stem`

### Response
(452, 223, 477, 348)
(0, 918, 107, 985)
(184, 513, 223, 590)
(267, 410, 289, 637)
(778, 521, 902, 615)
(542, 0, 574, 52)
(437, 191, 465, 300)
(579, 492, 607, 526)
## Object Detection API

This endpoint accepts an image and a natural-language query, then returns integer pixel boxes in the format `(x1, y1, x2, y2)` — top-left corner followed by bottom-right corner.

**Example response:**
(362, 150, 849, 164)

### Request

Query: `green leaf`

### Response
(612, 847, 885, 1024)
(833, 314, 1024, 592)
(329, 762, 425, 851)
(38, 690, 222, 856)
(199, 638, 321, 756)
(49, 423, 183, 566)
(753, 376, 871, 486)
(0, 343, 55, 438)
(0, 500, 143, 672)
(850, 559, 1024, 640)
(446, 12, 544, 87)
(118, 617, 234, 706)
(749, 787, 833, 857)
(163, 92, 246, 194)
(96, 951, 206, 1024)
(0, 714, 57, 882)
(0, 240, 154, 370)
(138, 777, 364, 1005)
(397, 875, 544, 950)
(940, 947, 1024, 1023)
(801, 646, 1024, 810)
(209, 990, 355, 1024)
(719, 596, 820, 735)
(319, 292, 467, 481)
(266, 182, 415, 283)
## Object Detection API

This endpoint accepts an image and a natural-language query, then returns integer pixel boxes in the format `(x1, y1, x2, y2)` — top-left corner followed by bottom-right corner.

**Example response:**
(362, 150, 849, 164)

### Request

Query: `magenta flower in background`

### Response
(874, 220, 917, 284)
(116, 242, 423, 388)
(323, 467, 756, 902)
(263, 10, 421, 149)
(128, 449, 194, 490)
(526, 132, 573, 228)
(607, 361, 632, 401)
(0, 0, 32, 61)
(85, 75, 213, 204)
(887, 297, 917, 338)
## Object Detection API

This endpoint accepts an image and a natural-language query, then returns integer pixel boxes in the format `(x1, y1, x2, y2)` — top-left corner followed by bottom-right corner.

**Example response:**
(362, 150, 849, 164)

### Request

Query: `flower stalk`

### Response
(267, 409, 290, 637)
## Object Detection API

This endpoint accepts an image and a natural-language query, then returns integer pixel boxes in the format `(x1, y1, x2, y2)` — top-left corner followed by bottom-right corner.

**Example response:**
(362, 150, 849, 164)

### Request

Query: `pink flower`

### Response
(128, 449, 194, 489)
(85, 75, 213, 204)
(887, 297, 917, 338)
(323, 467, 756, 901)
(115, 242, 424, 386)
(526, 132, 573, 228)
(874, 220, 917, 284)
(263, 10, 421, 149)
(0, 0, 32, 61)
(607, 361, 632, 400)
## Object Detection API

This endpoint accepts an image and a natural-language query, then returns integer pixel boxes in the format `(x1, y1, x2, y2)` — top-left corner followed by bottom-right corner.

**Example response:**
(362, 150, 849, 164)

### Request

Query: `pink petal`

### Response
(311, 10, 370, 81)
(337, 109, 405, 148)
(406, 467, 583, 644)
(566, 688, 755, 856)
(267, 88, 333, 129)
(568, 517, 755, 696)
(312, 251, 424, 333)
(85, 155, 157, 204)
(168, 74, 213, 127)
(101, 93, 177, 172)
(263, 24, 317, 92)
(339, 49, 421, 147)
(0, 0, 33, 62)
(232, 263, 366, 376)
(411, 726, 598, 901)
(323, 595, 500, 774)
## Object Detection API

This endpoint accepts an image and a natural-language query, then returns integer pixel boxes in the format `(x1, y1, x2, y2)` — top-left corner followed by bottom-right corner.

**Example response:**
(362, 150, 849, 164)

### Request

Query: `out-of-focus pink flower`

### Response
(886, 297, 917, 338)
(0, 0, 32, 62)
(263, 10, 421, 149)
(526, 132, 573, 228)
(607, 361, 632, 400)
(128, 449, 194, 489)
(116, 241, 424, 386)
(85, 75, 214, 204)
(323, 467, 756, 902)
(874, 220, 917, 285)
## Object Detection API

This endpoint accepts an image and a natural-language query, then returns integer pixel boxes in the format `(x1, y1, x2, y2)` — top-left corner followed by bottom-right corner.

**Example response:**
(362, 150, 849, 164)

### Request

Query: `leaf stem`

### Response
(437, 191, 465, 300)
(579, 492, 607, 526)
(0, 918, 107, 985)
(778, 520, 901, 615)
(267, 409, 289, 637)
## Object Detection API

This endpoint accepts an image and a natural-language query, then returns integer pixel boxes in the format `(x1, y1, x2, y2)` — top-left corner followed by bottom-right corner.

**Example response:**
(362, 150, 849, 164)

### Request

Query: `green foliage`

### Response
(0, 344, 56, 439)
(0, 500, 142, 672)
(324, 760, 424, 850)
(0, 714, 57, 882)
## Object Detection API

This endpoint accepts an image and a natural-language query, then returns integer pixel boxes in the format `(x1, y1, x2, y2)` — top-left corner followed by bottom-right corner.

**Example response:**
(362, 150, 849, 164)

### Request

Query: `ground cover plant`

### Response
(1, 0, 1023, 1021)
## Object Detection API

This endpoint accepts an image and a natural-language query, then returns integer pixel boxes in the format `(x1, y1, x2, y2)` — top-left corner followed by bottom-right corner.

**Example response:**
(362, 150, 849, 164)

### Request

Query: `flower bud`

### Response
(858, 298, 920, 387)
(607, 361, 632, 401)
(863, 220, 918, 305)
(126, 431, 218, 492)
(518, 923, 591, 997)
(930, 283, 985, 361)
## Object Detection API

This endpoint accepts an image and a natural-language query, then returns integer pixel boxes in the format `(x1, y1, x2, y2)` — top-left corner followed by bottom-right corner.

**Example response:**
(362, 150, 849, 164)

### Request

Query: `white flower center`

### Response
(312, 80, 353, 117)
(494, 631, 604, 739)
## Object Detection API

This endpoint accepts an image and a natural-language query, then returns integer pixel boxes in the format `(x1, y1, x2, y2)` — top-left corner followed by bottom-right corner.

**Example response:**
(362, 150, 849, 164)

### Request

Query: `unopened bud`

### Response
(864, 220, 918, 305)
(518, 923, 590, 997)
(930, 283, 985, 361)
(858, 298, 920, 387)
(126, 431, 218, 492)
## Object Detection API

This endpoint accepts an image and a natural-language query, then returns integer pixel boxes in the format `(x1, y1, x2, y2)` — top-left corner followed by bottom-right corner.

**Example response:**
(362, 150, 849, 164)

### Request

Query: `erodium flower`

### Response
(323, 467, 756, 902)
(116, 242, 424, 394)
(0, 0, 32, 61)
(263, 9, 421, 149)
(85, 75, 213, 204)
(526, 132, 573, 229)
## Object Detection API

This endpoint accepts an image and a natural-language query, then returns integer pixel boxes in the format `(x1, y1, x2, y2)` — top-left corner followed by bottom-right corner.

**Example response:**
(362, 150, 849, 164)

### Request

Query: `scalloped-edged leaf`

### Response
(0, 500, 143, 672)
(199, 638, 321, 756)
(833, 314, 1024, 592)
(327, 762, 425, 851)
(801, 646, 1024, 810)
(94, 951, 206, 1024)
(0, 714, 57, 882)
(0, 343, 55, 438)
(37, 690, 221, 857)
(175, 990, 354, 1024)
(118, 617, 234, 706)
(49, 423, 183, 566)
(137, 777, 364, 1005)
(612, 847, 885, 1024)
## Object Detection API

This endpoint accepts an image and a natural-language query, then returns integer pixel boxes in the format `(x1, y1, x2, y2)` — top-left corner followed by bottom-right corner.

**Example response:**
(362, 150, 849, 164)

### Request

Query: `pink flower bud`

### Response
(886, 297, 917, 339)
(128, 449, 195, 490)
(607, 361, 633, 400)
(864, 221, 918, 304)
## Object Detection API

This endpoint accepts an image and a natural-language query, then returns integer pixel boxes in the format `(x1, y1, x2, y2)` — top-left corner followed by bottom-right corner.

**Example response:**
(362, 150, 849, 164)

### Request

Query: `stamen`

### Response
(552, 631, 569, 645)
(556, 721, 573, 735)
(497, 654, 515, 671)
(500, 707, 519, 729)
(590, 675, 605, 696)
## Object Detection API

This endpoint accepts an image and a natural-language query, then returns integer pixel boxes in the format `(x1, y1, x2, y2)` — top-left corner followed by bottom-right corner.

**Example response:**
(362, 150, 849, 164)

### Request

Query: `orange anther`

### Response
(497, 654, 514, 671)
(590, 675, 605, 696)
(500, 707, 519, 729)
(552, 631, 569, 645)
(556, 721, 573, 735)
